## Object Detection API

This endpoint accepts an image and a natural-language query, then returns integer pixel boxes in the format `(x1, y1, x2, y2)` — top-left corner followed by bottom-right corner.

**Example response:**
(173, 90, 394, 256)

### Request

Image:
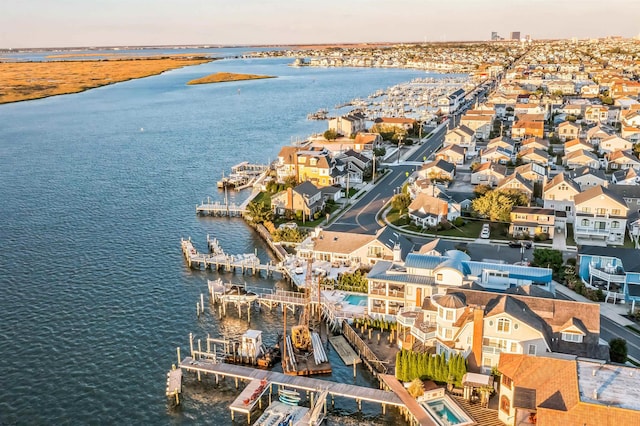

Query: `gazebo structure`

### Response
(462, 372, 494, 406)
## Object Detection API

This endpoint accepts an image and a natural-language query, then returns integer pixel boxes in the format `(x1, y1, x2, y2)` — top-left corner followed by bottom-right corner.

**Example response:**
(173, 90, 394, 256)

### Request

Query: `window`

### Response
(500, 395, 511, 413)
(581, 219, 589, 226)
(612, 209, 621, 216)
(502, 375, 513, 390)
(510, 342, 518, 353)
(528, 344, 537, 355)
(497, 318, 511, 333)
(596, 208, 606, 215)
(581, 207, 591, 213)
(612, 221, 620, 229)
(438, 307, 444, 318)
(436, 273, 443, 281)
(562, 332, 584, 343)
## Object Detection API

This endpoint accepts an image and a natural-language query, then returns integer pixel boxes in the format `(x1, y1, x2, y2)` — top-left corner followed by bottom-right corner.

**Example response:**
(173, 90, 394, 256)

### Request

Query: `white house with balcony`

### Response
(573, 185, 629, 246)
(366, 251, 553, 319)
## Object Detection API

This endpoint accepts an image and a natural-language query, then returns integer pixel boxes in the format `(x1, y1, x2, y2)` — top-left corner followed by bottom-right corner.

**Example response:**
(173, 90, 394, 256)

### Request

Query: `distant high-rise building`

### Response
(491, 31, 498, 41)
(510, 31, 521, 41)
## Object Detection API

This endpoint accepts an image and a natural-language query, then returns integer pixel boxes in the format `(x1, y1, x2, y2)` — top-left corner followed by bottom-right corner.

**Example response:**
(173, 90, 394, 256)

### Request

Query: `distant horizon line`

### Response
(1, 35, 636, 52)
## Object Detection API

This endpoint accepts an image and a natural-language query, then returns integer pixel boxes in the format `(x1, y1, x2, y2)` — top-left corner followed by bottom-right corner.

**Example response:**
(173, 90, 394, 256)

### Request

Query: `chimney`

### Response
(287, 187, 294, 210)
(467, 307, 485, 373)
(393, 243, 402, 262)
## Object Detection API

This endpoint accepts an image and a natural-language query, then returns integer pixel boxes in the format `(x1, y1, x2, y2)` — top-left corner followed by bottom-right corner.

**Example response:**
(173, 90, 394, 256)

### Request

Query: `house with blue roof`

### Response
(367, 250, 554, 318)
(577, 245, 640, 310)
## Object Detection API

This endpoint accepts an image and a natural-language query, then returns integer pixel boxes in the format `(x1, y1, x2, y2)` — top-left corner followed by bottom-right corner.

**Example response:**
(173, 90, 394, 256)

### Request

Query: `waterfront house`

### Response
(557, 121, 580, 142)
(275, 146, 339, 187)
(498, 355, 640, 426)
(573, 185, 629, 246)
(471, 162, 508, 186)
(328, 111, 366, 137)
(437, 88, 466, 114)
(543, 173, 581, 222)
(366, 250, 554, 317)
(562, 149, 600, 169)
(569, 166, 608, 190)
(509, 207, 556, 239)
(296, 226, 416, 265)
(271, 181, 324, 221)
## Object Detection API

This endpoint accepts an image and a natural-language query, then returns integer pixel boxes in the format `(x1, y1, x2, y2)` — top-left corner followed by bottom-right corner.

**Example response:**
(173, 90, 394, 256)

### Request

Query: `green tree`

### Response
(395, 352, 402, 380)
(392, 193, 412, 216)
(323, 129, 338, 140)
(471, 189, 528, 222)
(531, 248, 564, 280)
(609, 338, 628, 363)
(373, 147, 386, 157)
(246, 201, 273, 224)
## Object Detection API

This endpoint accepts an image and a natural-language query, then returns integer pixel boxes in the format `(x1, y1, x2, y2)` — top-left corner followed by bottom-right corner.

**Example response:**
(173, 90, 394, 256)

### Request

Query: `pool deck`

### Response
(379, 374, 438, 426)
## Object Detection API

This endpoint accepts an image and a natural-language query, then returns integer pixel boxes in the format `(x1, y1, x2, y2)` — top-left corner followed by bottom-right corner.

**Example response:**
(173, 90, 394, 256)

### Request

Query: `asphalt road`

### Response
(327, 124, 448, 234)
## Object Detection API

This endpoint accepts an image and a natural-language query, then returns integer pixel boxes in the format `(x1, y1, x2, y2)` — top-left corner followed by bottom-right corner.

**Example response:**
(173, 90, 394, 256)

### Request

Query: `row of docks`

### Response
(180, 237, 283, 277)
(217, 162, 270, 190)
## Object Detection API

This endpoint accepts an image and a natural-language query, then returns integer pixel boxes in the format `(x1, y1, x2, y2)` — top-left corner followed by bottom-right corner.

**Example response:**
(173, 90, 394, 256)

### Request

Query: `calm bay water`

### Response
(0, 53, 431, 425)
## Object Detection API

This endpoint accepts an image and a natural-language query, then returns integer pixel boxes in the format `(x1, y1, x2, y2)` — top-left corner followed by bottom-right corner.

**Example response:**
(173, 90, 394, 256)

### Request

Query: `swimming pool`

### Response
(423, 398, 469, 426)
(344, 294, 367, 307)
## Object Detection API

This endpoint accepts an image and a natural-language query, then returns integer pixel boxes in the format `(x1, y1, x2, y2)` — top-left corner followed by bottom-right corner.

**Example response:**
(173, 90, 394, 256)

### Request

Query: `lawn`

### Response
(252, 191, 271, 206)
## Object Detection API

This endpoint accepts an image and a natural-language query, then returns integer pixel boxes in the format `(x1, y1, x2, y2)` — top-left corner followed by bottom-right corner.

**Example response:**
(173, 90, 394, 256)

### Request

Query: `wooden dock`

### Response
(229, 378, 270, 423)
(165, 366, 182, 404)
(196, 201, 247, 216)
(179, 357, 402, 408)
(329, 335, 361, 366)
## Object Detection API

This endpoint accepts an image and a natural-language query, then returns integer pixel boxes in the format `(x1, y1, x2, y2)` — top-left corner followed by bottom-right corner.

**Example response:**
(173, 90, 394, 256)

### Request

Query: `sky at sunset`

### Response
(1, 0, 639, 48)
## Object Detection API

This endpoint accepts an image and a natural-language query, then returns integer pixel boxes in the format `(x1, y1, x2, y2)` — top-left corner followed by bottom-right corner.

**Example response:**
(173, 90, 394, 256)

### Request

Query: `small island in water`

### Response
(187, 72, 276, 85)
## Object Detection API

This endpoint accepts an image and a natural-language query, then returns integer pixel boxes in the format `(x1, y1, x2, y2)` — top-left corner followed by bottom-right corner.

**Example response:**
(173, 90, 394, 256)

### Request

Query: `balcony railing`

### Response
(396, 306, 422, 327)
(574, 227, 612, 235)
(482, 345, 503, 355)
(370, 288, 387, 296)
(589, 264, 626, 284)
(411, 327, 436, 342)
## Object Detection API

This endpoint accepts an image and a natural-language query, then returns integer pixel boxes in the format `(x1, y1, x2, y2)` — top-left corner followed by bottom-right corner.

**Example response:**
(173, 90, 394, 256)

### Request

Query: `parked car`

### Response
(480, 224, 490, 239)
(508, 240, 522, 248)
(523, 241, 533, 249)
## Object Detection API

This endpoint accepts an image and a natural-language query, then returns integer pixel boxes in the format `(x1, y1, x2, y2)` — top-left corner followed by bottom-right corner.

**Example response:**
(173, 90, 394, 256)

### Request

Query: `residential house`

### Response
(585, 124, 613, 146)
(599, 134, 633, 154)
(557, 121, 580, 142)
(327, 111, 366, 136)
(418, 159, 456, 181)
(584, 104, 609, 124)
(622, 110, 640, 127)
(570, 166, 608, 190)
(408, 194, 454, 228)
(460, 114, 493, 140)
(520, 137, 549, 152)
(276, 146, 302, 183)
(487, 136, 516, 152)
(367, 251, 554, 317)
(517, 147, 549, 166)
(352, 132, 382, 152)
(513, 103, 547, 117)
(513, 163, 547, 185)
(372, 117, 416, 134)
(437, 88, 466, 114)
(543, 173, 581, 221)
(444, 125, 476, 154)
(511, 121, 544, 140)
(509, 207, 556, 238)
(574, 185, 629, 245)
(612, 167, 640, 185)
(605, 149, 640, 170)
(497, 174, 534, 202)
(498, 355, 640, 426)
(608, 184, 640, 212)
(296, 226, 417, 265)
(621, 125, 640, 143)
(434, 144, 466, 165)
(336, 149, 371, 185)
(563, 138, 594, 155)
(563, 149, 600, 169)
(471, 162, 507, 186)
(481, 146, 512, 165)
(271, 181, 324, 220)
